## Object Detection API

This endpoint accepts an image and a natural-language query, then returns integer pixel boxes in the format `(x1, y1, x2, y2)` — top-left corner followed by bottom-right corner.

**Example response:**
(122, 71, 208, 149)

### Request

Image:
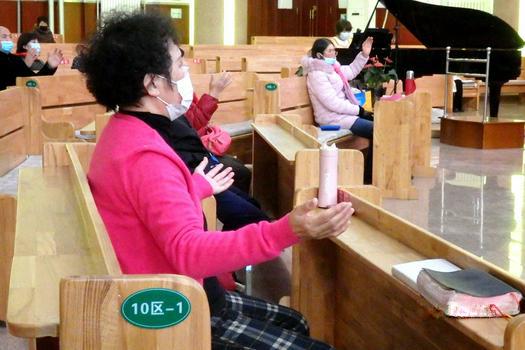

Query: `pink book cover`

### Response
(417, 270, 522, 317)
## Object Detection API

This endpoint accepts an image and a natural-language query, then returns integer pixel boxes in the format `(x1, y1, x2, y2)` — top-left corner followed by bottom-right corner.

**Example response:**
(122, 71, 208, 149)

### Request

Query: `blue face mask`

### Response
(0, 40, 14, 53)
(324, 57, 337, 65)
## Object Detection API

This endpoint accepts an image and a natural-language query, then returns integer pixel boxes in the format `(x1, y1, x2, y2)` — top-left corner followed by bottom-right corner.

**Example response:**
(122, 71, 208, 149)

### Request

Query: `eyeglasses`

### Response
(324, 49, 338, 56)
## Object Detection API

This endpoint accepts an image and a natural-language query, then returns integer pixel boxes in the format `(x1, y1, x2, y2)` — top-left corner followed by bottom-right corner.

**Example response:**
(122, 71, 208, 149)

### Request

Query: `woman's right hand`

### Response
(194, 157, 234, 194)
(289, 198, 354, 240)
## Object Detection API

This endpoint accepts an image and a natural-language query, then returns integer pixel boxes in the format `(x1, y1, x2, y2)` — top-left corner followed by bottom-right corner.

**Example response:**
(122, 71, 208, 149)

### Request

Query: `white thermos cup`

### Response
(318, 143, 338, 208)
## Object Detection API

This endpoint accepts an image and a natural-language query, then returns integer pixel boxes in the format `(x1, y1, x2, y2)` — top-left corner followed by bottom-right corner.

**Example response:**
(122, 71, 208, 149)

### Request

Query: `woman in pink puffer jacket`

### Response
(302, 37, 374, 182)
(302, 37, 373, 135)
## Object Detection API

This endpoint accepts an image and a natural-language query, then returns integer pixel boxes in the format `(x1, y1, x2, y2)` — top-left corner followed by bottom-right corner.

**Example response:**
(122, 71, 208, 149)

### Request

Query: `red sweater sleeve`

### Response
(185, 94, 219, 132)
(125, 149, 299, 280)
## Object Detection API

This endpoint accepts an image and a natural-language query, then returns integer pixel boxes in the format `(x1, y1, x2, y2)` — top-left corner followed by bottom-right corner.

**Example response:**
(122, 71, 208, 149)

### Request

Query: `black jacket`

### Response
(0, 51, 57, 90)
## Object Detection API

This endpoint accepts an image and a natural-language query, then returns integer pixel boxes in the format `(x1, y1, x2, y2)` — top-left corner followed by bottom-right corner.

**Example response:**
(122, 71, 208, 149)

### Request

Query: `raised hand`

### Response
(289, 198, 354, 240)
(209, 72, 233, 99)
(194, 157, 235, 194)
(46, 48, 63, 69)
(362, 36, 374, 57)
(23, 47, 38, 68)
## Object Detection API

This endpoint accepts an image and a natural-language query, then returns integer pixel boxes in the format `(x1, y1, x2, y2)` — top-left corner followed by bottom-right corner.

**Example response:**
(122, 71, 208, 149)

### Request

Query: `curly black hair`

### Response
(81, 11, 179, 110)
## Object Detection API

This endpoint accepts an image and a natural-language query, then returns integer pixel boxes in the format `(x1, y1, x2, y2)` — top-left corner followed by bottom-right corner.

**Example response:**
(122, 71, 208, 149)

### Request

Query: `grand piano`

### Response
(337, 0, 524, 119)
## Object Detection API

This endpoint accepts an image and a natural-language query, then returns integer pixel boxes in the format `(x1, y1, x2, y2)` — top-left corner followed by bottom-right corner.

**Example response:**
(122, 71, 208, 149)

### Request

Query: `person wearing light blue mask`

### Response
(0, 26, 62, 90)
(301, 37, 375, 184)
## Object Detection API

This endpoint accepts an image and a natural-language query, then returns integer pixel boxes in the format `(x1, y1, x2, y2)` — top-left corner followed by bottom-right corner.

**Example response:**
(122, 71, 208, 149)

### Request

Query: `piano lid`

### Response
(380, 0, 524, 49)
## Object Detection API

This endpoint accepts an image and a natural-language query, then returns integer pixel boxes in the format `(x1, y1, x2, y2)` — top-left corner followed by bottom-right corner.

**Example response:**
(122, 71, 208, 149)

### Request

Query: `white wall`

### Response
(194, 0, 247, 45)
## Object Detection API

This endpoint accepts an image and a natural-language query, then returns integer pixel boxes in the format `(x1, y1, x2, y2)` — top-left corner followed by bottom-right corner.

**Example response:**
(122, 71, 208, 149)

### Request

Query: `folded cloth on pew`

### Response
(317, 128, 353, 144)
(220, 121, 253, 137)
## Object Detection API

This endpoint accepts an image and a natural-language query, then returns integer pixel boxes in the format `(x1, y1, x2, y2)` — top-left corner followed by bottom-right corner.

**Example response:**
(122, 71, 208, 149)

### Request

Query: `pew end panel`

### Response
(373, 99, 418, 199)
(10, 142, 217, 347)
(292, 187, 525, 350)
(17, 73, 104, 154)
(0, 87, 28, 176)
(0, 195, 16, 322)
(60, 274, 211, 350)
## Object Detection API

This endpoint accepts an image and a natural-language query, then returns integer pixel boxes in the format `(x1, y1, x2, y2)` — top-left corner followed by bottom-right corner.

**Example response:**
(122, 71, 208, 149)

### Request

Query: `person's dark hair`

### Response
(37, 16, 49, 25)
(310, 38, 333, 59)
(335, 19, 352, 34)
(16, 32, 38, 53)
(81, 12, 179, 110)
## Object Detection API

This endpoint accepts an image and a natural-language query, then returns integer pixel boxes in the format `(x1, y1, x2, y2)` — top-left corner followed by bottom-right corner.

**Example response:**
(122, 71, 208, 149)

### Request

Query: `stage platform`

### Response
(440, 114, 525, 149)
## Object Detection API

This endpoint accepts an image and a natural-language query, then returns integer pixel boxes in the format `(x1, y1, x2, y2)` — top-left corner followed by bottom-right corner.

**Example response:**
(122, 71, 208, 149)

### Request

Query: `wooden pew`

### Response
(252, 114, 378, 218)
(0, 87, 28, 176)
(189, 45, 261, 73)
(186, 58, 207, 74)
(251, 36, 319, 46)
(242, 56, 303, 80)
(293, 187, 525, 350)
(190, 44, 308, 73)
(16, 72, 106, 155)
(372, 92, 435, 200)
(191, 72, 256, 163)
(253, 76, 370, 151)
(0, 195, 16, 323)
(7, 142, 212, 348)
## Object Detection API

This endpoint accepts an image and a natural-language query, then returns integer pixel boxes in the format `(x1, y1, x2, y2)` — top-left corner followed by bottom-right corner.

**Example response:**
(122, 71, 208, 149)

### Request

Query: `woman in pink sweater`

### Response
(302, 37, 374, 183)
(82, 12, 354, 350)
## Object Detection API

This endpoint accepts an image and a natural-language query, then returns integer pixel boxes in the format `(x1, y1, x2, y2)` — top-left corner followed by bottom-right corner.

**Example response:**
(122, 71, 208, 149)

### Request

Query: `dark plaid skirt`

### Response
(211, 291, 335, 350)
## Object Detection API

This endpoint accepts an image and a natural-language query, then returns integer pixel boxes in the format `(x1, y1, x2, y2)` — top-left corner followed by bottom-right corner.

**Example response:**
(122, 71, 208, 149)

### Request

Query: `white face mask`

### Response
(28, 41, 41, 55)
(156, 67, 194, 121)
(339, 31, 351, 41)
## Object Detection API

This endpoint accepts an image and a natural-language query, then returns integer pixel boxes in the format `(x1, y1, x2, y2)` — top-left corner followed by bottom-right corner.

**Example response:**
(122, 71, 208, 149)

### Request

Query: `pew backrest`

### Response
(191, 72, 255, 125)
(414, 74, 453, 111)
(16, 72, 106, 154)
(251, 36, 319, 46)
(0, 87, 28, 176)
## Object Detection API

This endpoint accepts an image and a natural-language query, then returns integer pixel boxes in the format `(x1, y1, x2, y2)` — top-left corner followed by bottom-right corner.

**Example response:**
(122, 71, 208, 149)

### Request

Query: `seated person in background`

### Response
(15, 32, 44, 71)
(331, 19, 353, 49)
(71, 42, 88, 72)
(32, 16, 55, 43)
(84, 11, 354, 349)
(0, 26, 62, 90)
(186, 71, 252, 194)
(302, 37, 374, 183)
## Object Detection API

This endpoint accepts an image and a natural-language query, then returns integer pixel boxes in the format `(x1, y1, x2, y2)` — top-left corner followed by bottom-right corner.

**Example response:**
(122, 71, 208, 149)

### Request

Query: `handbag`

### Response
(199, 125, 232, 156)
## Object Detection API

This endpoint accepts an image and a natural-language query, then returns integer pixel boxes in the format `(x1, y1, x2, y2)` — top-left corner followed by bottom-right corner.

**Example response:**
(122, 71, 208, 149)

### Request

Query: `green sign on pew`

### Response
(265, 83, 277, 91)
(25, 80, 38, 88)
(121, 288, 191, 329)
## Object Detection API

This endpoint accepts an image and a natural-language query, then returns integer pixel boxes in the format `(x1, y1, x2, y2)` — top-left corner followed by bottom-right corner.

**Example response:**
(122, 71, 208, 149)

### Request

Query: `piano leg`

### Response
(488, 81, 503, 118)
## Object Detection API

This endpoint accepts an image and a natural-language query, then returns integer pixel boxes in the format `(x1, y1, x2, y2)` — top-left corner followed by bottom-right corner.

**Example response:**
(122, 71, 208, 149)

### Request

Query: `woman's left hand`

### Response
(194, 157, 235, 194)
(362, 36, 373, 57)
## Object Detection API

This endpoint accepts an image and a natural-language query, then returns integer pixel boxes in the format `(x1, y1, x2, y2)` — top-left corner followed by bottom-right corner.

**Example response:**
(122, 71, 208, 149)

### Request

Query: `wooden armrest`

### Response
(60, 275, 211, 349)
(42, 120, 76, 140)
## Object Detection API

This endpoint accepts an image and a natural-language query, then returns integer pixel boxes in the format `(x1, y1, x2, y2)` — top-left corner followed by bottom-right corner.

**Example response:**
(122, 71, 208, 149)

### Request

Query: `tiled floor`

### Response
(1, 97, 524, 347)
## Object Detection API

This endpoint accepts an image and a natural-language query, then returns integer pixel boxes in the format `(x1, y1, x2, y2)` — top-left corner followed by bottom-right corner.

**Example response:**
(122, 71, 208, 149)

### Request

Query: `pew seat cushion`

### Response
(221, 121, 253, 137)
